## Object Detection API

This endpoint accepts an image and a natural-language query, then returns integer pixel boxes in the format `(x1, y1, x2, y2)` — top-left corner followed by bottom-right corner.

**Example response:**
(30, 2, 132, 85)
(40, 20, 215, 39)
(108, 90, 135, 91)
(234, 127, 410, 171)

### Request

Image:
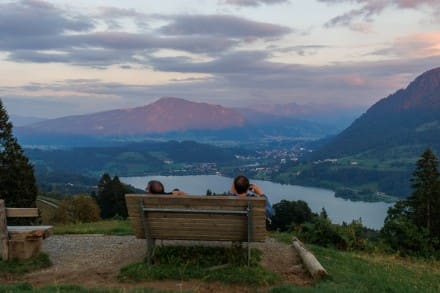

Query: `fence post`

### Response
(0, 199, 9, 261)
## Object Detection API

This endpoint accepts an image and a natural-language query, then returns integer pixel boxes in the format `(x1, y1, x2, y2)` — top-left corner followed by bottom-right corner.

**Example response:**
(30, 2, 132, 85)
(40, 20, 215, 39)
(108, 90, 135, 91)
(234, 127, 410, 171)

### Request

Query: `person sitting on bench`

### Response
(146, 180, 187, 195)
(230, 175, 274, 219)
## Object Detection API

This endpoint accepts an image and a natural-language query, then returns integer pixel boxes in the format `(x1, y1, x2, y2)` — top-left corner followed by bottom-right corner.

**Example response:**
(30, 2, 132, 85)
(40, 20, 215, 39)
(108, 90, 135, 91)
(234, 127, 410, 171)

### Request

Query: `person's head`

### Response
(146, 180, 165, 194)
(233, 175, 250, 194)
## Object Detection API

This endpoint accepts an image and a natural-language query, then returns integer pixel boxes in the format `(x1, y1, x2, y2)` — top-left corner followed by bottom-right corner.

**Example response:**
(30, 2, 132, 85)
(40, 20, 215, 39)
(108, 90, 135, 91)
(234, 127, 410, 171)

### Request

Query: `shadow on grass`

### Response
(118, 245, 281, 286)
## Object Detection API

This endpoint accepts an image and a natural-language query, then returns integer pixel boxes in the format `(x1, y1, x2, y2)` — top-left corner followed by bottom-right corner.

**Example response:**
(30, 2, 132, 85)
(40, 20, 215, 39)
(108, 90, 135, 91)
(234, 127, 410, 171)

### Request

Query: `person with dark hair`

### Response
(146, 180, 187, 195)
(230, 175, 274, 219)
(146, 180, 165, 194)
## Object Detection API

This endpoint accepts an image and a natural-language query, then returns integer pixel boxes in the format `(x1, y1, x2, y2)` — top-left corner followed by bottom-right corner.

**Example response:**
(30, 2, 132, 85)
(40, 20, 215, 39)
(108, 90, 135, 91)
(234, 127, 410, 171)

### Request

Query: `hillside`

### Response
(270, 67, 440, 199)
(314, 67, 440, 160)
(26, 140, 246, 178)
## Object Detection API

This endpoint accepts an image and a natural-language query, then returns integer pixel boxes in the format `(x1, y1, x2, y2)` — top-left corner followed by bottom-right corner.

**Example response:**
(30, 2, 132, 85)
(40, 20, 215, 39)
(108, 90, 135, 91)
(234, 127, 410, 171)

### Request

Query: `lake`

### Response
(120, 175, 392, 230)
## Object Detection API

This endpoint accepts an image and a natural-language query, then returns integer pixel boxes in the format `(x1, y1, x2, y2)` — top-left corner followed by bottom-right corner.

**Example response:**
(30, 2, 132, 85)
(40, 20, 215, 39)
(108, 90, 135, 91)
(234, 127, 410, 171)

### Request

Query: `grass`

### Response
(119, 245, 281, 286)
(269, 232, 440, 292)
(0, 284, 172, 292)
(0, 253, 52, 277)
(54, 219, 133, 235)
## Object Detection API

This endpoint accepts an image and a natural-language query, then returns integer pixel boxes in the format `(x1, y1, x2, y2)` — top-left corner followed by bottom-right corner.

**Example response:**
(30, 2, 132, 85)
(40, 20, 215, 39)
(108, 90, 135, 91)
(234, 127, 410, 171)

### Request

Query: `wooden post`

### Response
(0, 200, 9, 261)
(292, 237, 327, 279)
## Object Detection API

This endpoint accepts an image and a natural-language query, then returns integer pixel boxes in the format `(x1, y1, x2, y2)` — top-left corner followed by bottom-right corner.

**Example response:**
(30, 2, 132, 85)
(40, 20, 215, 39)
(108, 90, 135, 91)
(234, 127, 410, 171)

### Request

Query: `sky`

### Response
(1, 0, 439, 118)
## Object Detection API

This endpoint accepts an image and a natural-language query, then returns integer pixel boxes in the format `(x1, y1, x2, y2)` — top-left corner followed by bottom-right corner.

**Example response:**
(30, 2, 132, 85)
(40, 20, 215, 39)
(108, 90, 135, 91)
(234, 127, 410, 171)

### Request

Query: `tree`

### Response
(408, 148, 440, 238)
(381, 149, 440, 257)
(55, 194, 101, 224)
(94, 173, 132, 219)
(0, 99, 38, 208)
(271, 200, 313, 231)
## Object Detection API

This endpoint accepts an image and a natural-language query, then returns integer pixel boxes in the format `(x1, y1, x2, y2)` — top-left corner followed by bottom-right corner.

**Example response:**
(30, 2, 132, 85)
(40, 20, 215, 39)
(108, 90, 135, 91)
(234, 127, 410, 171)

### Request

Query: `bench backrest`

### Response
(5, 208, 39, 218)
(125, 194, 266, 242)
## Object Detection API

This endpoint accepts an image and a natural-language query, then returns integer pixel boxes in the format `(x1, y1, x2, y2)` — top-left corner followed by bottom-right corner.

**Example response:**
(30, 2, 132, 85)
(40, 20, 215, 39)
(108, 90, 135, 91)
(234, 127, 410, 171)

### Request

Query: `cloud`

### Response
(4, 32, 238, 66)
(4, 54, 440, 118)
(219, 0, 289, 6)
(320, 0, 440, 29)
(93, 6, 150, 30)
(274, 45, 328, 56)
(159, 15, 292, 39)
(0, 1, 290, 67)
(148, 50, 279, 75)
(0, 0, 94, 37)
(371, 32, 440, 59)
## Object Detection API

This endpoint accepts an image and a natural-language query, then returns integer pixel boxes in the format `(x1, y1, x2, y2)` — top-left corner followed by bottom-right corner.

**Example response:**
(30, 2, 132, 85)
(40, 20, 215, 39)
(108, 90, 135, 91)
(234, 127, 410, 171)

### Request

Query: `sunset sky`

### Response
(1, 0, 439, 118)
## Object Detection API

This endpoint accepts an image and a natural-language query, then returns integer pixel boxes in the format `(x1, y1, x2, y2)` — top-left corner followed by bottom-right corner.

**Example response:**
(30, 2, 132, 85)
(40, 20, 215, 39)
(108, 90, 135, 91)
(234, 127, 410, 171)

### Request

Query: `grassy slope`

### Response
(272, 244, 440, 292)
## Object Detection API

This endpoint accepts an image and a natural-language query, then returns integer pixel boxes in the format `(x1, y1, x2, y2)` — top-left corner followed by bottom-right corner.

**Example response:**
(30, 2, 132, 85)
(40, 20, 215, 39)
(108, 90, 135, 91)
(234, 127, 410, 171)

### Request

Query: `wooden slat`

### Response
(126, 194, 266, 208)
(125, 194, 267, 242)
(5, 208, 39, 218)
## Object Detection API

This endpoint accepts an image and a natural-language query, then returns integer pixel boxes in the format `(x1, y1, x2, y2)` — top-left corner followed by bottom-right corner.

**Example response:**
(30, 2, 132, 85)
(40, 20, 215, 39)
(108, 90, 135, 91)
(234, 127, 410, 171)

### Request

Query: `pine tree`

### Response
(0, 99, 38, 207)
(94, 173, 130, 219)
(408, 148, 440, 238)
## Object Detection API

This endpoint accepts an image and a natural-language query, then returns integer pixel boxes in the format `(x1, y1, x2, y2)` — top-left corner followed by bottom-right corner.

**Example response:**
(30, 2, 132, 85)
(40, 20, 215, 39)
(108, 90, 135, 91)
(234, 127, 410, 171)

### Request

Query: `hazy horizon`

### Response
(1, 0, 439, 118)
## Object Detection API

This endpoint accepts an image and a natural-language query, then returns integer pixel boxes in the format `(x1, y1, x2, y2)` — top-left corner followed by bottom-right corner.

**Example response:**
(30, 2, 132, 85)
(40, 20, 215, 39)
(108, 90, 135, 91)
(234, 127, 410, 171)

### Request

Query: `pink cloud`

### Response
(394, 32, 440, 58)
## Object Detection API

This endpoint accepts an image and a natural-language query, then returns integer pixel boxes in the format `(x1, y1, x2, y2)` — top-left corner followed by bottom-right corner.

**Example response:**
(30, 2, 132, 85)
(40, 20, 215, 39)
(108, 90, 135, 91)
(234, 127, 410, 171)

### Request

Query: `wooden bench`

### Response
(0, 199, 53, 261)
(125, 194, 267, 265)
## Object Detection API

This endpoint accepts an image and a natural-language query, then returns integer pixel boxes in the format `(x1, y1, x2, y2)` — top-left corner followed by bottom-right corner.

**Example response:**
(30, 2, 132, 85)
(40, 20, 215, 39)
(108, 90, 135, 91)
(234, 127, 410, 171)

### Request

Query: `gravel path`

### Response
(7, 235, 310, 291)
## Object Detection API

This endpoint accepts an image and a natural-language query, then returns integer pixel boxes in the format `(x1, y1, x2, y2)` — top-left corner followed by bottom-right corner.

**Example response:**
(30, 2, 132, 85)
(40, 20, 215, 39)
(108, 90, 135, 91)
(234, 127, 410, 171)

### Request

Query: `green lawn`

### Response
(54, 219, 133, 235)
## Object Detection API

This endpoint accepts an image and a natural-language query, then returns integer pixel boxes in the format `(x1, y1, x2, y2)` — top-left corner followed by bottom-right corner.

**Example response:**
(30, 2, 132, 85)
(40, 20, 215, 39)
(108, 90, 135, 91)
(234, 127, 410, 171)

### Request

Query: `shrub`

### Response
(271, 200, 313, 231)
(54, 194, 101, 224)
(297, 217, 368, 251)
(381, 214, 437, 257)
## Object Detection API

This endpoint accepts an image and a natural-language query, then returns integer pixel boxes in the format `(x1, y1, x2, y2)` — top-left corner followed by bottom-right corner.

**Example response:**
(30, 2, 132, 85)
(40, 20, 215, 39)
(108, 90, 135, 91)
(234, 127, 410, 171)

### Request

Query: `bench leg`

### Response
(146, 238, 155, 265)
(247, 202, 253, 266)
(0, 200, 9, 261)
(140, 200, 155, 265)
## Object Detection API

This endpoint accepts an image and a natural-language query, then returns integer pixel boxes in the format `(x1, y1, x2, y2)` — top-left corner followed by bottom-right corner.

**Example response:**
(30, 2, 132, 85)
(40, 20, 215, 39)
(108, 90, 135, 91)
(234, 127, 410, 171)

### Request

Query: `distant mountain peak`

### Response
(402, 67, 440, 109)
(408, 67, 440, 92)
(20, 97, 244, 135)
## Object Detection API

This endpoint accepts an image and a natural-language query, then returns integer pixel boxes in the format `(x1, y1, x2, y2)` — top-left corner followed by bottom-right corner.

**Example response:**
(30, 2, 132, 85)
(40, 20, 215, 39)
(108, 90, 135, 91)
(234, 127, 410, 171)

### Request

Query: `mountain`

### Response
(10, 115, 46, 127)
(16, 97, 339, 146)
(314, 67, 440, 159)
(243, 102, 365, 130)
(19, 97, 245, 135)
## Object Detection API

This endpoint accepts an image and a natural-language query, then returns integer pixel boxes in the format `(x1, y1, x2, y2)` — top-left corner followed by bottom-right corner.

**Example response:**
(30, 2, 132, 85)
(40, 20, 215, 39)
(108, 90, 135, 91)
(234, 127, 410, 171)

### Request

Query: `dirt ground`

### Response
(3, 235, 311, 292)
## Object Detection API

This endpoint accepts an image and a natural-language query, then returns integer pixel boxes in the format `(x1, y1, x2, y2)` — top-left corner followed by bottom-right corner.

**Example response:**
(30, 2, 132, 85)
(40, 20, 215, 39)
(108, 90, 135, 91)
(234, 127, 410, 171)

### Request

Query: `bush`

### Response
(271, 200, 313, 231)
(297, 217, 368, 251)
(54, 194, 101, 224)
(381, 214, 438, 257)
